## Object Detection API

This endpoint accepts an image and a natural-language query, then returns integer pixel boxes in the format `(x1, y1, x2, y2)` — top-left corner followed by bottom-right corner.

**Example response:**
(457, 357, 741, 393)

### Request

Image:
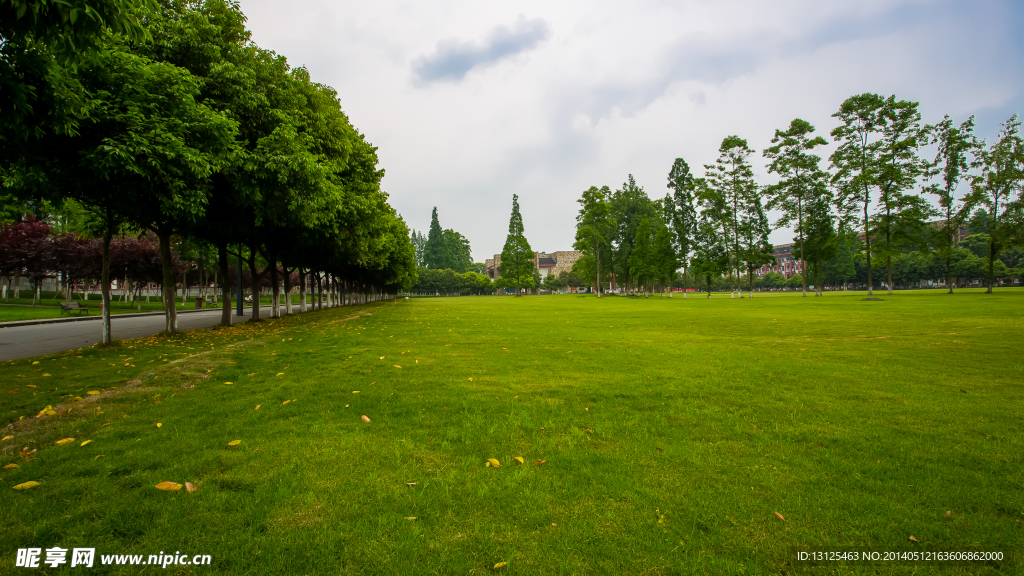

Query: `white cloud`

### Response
(238, 0, 1024, 256)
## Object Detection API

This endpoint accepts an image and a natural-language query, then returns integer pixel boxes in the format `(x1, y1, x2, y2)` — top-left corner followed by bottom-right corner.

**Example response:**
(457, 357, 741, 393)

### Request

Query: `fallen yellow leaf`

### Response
(393, 365, 402, 368)
(45, 410, 56, 416)
(254, 405, 261, 410)
(224, 382, 233, 385)
(1, 435, 12, 441)
(405, 517, 416, 520)
(54, 438, 75, 445)
(94, 455, 103, 460)
(909, 535, 919, 542)
(247, 373, 255, 376)
(227, 440, 241, 446)
(487, 458, 500, 468)
(774, 511, 785, 521)
(32, 361, 39, 365)
(494, 562, 507, 569)
(276, 373, 284, 376)
(379, 356, 385, 360)
(534, 460, 548, 466)
(13, 481, 40, 490)
(514, 457, 524, 464)
(3, 463, 18, 469)
(945, 510, 952, 518)
(361, 415, 371, 423)
(281, 400, 290, 405)
(42, 373, 51, 377)
(80, 440, 92, 447)
(156, 423, 162, 428)
(185, 482, 198, 493)
(352, 391, 359, 394)
(155, 481, 182, 491)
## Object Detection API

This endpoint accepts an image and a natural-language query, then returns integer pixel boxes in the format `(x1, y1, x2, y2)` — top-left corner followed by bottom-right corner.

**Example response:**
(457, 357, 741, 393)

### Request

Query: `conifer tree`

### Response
(499, 194, 535, 295)
(667, 158, 697, 297)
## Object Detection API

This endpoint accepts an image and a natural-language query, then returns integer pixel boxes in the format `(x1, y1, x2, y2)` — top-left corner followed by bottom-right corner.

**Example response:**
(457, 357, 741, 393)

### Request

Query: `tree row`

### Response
(1, 0, 417, 341)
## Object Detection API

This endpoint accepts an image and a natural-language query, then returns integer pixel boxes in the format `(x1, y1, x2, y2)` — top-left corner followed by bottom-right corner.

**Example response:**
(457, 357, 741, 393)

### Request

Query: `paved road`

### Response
(0, 307, 264, 361)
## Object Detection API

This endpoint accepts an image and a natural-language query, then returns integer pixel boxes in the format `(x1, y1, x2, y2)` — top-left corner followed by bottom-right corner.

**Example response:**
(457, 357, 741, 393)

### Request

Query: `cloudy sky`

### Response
(239, 0, 1023, 260)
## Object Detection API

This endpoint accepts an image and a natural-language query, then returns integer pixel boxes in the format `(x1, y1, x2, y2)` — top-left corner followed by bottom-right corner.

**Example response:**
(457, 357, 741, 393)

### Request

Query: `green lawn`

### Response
(1, 290, 1020, 574)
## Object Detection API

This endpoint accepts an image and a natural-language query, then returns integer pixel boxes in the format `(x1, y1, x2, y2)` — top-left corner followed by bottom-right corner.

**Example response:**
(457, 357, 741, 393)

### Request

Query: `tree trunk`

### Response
(181, 267, 187, 306)
(864, 186, 872, 296)
(101, 225, 112, 345)
(157, 230, 179, 334)
(987, 236, 996, 294)
(313, 270, 321, 309)
(283, 267, 292, 315)
(247, 253, 262, 321)
(595, 247, 601, 298)
(682, 266, 687, 298)
(887, 255, 893, 296)
(217, 243, 231, 326)
(299, 268, 307, 312)
(798, 202, 807, 297)
(270, 261, 280, 319)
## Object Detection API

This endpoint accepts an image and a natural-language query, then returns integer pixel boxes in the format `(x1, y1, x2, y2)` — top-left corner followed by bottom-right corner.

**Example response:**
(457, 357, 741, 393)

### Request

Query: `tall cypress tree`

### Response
(667, 158, 696, 297)
(499, 194, 534, 294)
(423, 207, 445, 268)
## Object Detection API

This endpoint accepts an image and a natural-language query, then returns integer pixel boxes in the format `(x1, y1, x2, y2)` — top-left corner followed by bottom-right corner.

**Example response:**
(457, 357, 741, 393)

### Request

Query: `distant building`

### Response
(754, 243, 803, 279)
(485, 251, 583, 280)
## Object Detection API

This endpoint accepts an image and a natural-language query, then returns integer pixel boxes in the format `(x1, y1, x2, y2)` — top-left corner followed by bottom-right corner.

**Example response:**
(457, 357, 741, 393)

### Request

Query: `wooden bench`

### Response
(59, 302, 90, 316)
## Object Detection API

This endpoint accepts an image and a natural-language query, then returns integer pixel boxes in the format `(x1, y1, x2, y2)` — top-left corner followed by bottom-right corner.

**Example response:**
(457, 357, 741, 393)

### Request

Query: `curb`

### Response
(0, 306, 247, 329)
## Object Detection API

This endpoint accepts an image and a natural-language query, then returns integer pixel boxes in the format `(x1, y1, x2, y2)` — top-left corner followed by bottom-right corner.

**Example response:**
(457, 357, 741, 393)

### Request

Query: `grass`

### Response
(0, 289, 1021, 574)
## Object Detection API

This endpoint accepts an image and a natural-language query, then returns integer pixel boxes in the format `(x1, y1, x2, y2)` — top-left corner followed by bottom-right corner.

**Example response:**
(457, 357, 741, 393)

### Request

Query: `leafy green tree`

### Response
(794, 194, 837, 295)
(441, 229, 472, 272)
(628, 216, 655, 295)
(574, 185, 614, 297)
(499, 194, 534, 294)
(692, 179, 729, 298)
(653, 214, 678, 297)
(924, 115, 980, 293)
(5, 38, 237, 341)
(609, 175, 656, 292)
(410, 230, 427, 266)
(971, 114, 1024, 293)
(763, 118, 828, 297)
(667, 158, 697, 297)
(873, 96, 932, 295)
(541, 270, 562, 292)
(737, 192, 774, 297)
(831, 93, 886, 294)
(1, 0, 156, 139)
(761, 271, 785, 290)
(705, 136, 756, 297)
(823, 229, 856, 289)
